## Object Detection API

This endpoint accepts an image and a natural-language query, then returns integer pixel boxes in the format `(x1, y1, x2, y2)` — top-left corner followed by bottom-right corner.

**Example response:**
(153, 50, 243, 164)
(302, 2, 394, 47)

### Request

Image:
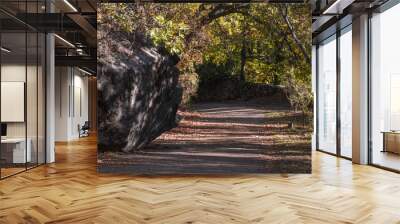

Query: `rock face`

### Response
(98, 30, 182, 152)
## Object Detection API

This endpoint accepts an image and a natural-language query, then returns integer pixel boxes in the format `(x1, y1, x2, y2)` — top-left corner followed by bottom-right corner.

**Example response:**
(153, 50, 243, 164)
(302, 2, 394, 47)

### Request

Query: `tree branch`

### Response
(184, 3, 249, 46)
(240, 11, 301, 63)
(278, 4, 310, 63)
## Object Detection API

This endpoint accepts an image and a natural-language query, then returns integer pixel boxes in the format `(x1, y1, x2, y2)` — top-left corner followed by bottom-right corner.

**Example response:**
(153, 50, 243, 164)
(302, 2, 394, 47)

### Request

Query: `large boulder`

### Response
(98, 30, 182, 153)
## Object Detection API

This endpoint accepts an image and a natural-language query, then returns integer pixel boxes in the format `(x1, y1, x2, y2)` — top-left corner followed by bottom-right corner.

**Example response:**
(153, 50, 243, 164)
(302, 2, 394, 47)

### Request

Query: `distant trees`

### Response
(98, 2, 312, 109)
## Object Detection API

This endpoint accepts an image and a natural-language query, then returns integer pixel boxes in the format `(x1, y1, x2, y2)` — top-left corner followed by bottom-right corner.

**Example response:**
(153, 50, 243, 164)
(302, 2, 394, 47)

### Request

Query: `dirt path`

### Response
(99, 101, 311, 174)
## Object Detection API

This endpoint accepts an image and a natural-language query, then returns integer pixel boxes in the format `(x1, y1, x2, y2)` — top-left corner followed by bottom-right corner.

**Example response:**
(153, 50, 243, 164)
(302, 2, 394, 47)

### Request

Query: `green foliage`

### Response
(150, 15, 190, 54)
(98, 3, 312, 109)
(282, 67, 313, 126)
(196, 61, 236, 81)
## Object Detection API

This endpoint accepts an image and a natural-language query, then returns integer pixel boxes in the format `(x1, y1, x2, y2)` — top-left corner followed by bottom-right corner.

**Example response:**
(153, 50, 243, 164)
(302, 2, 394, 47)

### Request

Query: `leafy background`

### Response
(98, 3, 312, 115)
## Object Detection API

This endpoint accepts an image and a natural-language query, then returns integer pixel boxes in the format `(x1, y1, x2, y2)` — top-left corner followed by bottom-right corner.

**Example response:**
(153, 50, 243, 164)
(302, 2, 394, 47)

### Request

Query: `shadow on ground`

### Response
(98, 101, 311, 174)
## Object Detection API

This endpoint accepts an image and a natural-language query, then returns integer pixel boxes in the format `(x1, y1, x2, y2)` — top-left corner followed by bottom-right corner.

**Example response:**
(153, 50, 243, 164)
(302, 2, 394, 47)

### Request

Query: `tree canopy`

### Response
(98, 3, 312, 109)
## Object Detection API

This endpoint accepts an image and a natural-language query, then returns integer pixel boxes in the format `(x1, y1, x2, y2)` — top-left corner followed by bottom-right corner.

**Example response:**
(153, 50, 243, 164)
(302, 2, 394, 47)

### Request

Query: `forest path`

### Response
(99, 101, 311, 174)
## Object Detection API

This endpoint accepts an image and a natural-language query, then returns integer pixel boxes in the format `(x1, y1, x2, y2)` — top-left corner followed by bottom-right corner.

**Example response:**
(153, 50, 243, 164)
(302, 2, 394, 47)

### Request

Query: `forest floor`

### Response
(98, 101, 312, 174)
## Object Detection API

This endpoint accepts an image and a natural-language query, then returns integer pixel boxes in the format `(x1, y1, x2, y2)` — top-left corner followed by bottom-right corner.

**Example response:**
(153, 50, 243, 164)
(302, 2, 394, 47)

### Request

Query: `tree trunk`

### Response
(239, 15, 248, 83)
(98, 29, 182, 153)
(278, 5, 310, 63)
(240, 38, 247, 83)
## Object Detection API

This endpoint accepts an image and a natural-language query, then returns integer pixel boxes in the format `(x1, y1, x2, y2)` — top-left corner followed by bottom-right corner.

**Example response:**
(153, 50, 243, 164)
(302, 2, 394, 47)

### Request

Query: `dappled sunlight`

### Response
(99, 101, 311, 174)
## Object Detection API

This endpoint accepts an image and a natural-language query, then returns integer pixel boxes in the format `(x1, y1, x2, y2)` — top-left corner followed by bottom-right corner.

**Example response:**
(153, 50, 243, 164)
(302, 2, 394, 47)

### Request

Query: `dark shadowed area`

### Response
(98, 29, 182, 153)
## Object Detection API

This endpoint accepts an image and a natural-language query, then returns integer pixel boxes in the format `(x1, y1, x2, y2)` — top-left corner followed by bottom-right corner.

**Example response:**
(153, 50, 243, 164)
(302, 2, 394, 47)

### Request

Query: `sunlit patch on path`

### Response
(98, 101, 311, 174)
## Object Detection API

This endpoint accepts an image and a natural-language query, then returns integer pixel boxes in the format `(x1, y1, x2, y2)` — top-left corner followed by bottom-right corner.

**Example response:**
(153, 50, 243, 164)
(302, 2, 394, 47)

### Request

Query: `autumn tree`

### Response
(97, 3, 312, 152)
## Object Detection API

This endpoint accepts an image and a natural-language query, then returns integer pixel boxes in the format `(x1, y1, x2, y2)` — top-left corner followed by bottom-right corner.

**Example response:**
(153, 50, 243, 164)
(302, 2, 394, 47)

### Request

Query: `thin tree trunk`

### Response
(278, 5, 310, 63)
(240, 38, 247, 83)
(239, 14, 248, 83)
(242, 11, 301, 63)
